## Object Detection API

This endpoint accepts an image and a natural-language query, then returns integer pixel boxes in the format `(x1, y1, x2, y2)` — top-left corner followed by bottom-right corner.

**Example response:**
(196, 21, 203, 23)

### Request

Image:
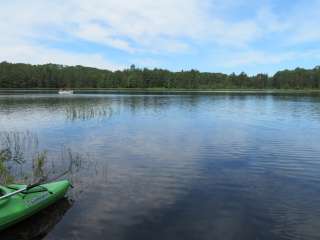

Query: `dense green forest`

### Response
(0, 61, 320, 89)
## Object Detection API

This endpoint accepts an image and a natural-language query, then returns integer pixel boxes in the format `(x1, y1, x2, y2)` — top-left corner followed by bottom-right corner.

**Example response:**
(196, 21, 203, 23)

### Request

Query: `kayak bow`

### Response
(0, 180, 70, 231)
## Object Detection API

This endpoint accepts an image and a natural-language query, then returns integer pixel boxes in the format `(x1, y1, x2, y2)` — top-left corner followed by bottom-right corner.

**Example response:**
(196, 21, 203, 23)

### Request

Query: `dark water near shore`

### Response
(1, 93, 320, 240)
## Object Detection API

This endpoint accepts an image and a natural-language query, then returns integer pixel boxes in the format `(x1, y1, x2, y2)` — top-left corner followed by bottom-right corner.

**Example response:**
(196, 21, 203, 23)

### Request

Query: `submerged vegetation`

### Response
(32, 151, 47, 181)
(0, 132, 42, 184)
(0, 150, 14, 184)
(1, 62, 320, 90)
(0, 131, 100, 187)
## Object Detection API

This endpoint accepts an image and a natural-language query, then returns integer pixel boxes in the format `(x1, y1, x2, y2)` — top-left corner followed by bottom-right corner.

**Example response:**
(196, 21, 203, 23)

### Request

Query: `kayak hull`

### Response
(0, 180, 70, 231)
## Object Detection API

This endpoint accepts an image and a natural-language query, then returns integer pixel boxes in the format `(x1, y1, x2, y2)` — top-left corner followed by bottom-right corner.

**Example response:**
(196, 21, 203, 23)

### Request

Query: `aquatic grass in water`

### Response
(0, 150, 14, 184)
(32, 151, 47, 182)
(0, 130, 104, 199)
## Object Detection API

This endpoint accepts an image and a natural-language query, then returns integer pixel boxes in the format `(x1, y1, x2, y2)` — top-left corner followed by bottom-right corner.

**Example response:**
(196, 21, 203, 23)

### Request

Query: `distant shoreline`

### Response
(1, 62, 320, 90)
(1, 88, 320, 94)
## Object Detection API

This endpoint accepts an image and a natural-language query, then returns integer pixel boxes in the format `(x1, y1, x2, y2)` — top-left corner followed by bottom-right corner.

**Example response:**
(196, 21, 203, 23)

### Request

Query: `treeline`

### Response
(0, 61, 320, 89)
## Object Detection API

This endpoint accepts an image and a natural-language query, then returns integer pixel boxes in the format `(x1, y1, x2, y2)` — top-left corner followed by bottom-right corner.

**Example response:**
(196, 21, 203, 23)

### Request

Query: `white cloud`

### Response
(218, 50, 297, 68)
(71, 0, 263, 49)
(0, 0, 264, 55)
(0, 1, 123, 69)
(211, 49, 320, 72)
(74, 23, 135, 53)
(0, 43, 122, 70)
(0, 0, 320, 71)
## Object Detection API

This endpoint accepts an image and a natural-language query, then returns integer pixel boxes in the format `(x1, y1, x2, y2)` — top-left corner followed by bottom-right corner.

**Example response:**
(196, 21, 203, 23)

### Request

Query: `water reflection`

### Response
(2, 94, 320, 124)
(0, 131, 39, 184)
(1, 94, 320, 240)
(0, 130, 107, 239)
(0, 131, 63, 184)
(65, 103, 113, 121)
(0, 131, 105, 193)
(0, 96, 116, 122)
(1, 198, 73, 240)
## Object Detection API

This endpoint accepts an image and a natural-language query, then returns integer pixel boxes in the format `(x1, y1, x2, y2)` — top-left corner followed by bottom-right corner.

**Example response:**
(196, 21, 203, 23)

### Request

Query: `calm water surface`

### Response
(1, 93, 320, 240)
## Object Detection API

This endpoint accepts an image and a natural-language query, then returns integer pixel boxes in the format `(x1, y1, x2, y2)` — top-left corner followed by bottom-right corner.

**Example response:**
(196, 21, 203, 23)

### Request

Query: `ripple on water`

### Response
(1, 93, 320, 240)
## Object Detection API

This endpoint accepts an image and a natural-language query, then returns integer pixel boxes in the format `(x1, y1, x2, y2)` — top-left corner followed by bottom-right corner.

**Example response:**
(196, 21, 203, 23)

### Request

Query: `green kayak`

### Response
(0, 180, 70, 231)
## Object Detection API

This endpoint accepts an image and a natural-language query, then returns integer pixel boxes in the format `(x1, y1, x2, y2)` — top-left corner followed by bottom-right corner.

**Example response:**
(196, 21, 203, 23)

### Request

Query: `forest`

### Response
(0, 61, 320, 89)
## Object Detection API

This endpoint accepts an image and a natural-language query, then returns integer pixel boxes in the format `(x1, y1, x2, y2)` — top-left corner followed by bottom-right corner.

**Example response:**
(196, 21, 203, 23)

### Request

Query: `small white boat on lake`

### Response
(58, 89, 74, 95)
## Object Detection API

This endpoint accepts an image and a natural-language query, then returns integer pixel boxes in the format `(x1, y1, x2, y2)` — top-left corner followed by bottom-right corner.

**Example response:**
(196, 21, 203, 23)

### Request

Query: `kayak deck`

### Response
(0, 180, 70, 231)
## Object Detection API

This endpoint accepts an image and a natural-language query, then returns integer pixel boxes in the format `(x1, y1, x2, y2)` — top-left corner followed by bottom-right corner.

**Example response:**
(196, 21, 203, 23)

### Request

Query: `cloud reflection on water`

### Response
(1, 93, 320, 239)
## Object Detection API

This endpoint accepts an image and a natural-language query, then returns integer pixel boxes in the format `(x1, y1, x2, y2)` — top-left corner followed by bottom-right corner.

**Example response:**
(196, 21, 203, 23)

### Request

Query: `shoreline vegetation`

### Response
(1, 88, 320, 94)
(1, 62, 320, 90)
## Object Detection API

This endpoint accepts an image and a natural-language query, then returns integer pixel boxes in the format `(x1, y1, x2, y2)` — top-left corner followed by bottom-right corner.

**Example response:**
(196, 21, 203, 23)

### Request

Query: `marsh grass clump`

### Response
(33, 151, 47, 181)
(0, 150, 14, 185)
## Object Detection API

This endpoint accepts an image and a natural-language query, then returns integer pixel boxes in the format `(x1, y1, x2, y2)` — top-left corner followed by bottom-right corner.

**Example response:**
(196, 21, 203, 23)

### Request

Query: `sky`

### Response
(0, 0, 320, 75)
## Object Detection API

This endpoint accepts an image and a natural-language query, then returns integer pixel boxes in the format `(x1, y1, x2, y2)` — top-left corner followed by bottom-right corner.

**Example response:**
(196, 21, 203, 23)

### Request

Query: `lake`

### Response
(1, 92, 320, 240)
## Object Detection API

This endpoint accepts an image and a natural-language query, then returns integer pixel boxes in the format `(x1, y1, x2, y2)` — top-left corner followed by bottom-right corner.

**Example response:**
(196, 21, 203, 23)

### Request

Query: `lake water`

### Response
(1, 93, 320, 240)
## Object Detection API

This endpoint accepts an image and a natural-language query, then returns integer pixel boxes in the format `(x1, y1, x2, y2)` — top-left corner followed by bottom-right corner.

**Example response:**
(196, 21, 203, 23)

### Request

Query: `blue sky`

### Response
(1, 0, 320, 75)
